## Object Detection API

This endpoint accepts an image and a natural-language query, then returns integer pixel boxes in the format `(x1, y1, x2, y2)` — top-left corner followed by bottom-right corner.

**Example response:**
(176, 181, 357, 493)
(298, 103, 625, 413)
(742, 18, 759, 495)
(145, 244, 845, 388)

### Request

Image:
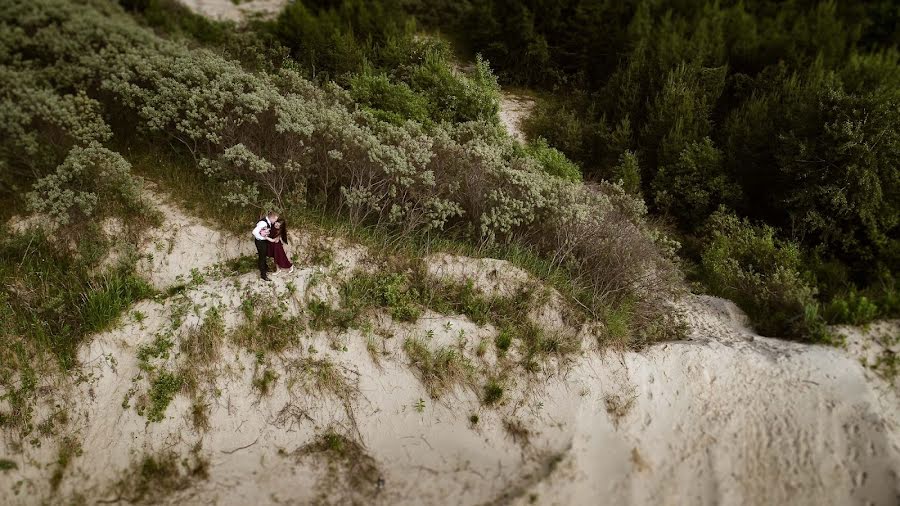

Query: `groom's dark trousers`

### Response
(256, 239, 269, 279)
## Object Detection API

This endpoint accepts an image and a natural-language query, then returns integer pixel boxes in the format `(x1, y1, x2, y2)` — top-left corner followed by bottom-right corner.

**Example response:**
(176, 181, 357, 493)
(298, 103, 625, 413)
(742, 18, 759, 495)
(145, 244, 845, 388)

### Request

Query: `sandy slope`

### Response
(498, 93, 535, 143)
(1, 189, 897, 505)
(177, 0, 287, 22)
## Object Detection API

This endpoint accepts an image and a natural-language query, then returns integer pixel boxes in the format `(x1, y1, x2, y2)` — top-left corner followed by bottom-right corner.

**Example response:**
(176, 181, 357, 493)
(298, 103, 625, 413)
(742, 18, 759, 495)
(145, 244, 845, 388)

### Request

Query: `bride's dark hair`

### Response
(275, 218, 288, 244)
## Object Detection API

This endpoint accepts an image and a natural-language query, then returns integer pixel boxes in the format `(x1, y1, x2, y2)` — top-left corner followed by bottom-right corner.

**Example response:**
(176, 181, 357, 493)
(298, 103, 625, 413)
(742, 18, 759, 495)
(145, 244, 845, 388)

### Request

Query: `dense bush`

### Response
(0, 0, 681, 344)
(420, 0, 900, 331)
(524, 138, 581, 182)
(699, 209, 825, 340)
(28, 144, 147, 232)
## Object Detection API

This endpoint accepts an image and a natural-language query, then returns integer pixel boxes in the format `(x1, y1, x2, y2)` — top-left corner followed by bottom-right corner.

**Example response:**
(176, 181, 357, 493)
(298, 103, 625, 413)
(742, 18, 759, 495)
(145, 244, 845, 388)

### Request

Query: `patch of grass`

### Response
(482, 379, 504, 406)
(403, 337, 474, 398)
(495, 327, 513, 354)
(111, 449, 208, 504)
(602, 304, 632, 346)
(219, 255, 258, 276)
(338, 271, 423, 325)
(292, 430, 380, 496)
(0, 458, 17, 471)
(289, 356, 356, 400)
(0, 231, 153, 373)
(180, 307, 225, 366)
(190, 400, 210, 432)
(252, 367, 279, 395)
(137, 334, 174, 372)
(232, 303, 302, 355)
(308, 243, 335, 267)
(604, 390, 637, 428)
(143, 371, 183, 423)
(50, 436, 82, 491)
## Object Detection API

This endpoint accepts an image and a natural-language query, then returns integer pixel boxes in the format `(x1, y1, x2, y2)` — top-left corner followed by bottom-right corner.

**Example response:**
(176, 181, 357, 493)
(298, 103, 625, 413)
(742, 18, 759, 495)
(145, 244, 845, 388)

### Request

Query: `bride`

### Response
(267, 218, 294, 274)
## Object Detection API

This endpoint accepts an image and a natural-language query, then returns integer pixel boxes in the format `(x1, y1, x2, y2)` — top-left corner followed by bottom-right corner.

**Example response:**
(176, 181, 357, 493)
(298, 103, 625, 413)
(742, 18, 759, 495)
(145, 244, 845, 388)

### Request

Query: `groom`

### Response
(252, 211, 278, 282)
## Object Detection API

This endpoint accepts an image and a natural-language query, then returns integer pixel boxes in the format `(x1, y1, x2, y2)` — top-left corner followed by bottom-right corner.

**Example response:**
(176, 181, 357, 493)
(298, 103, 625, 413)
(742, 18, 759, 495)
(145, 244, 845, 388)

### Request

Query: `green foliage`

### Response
(652, 137, 737, 226)
(2, 0, 679, 348)
(494, 328, 512, 353)
(610, 150, 641, 195)
(525, 138, 581, 182)
(0, 459, 16, 471)
(144, 371, 183, 423)
(423, 0, 899, 326)
(0, 231, 152, 372)
(341, 272, 423, 323)
(482, 380, 504, 406)
(699, 209, 826, 340)
(232, 303, 302, 355)
(403, 337, 473, 398)
(350, 70, 430, 124)
(823, 290, 880, 326)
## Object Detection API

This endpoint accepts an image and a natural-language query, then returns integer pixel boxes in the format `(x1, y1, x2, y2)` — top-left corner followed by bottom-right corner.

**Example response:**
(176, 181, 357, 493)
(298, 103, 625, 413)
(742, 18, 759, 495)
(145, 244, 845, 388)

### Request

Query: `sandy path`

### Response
(177, 0, 287, 22)
(499, 92, 535, 142)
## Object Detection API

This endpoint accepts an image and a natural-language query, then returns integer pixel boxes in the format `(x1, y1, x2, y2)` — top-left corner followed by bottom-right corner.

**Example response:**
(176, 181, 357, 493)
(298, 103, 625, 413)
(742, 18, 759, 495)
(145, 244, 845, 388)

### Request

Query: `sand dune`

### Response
(1, 189, 897, 505)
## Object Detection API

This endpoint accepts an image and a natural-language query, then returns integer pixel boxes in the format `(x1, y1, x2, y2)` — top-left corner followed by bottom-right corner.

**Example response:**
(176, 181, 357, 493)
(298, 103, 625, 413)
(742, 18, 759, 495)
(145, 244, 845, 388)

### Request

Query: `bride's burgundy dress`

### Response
(267, 230, 293, 269)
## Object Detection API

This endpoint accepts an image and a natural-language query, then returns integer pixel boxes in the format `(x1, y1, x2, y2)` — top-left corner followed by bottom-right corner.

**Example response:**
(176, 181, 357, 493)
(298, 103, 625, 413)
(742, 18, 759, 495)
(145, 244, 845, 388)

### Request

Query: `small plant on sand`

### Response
(252, 367, 279, 395)
(110, 449, 209, 504)
(289, 356, 357, 401)
(495, 328, 513, 354)
(291, 430, 381, 498)
(136, 334, 174, 372)
(403, 337, 474, 398)
(142, 371, 183, 423)
(232, 304, 301, 355)
(604, 390, 638, 428)
(503, 418, 531, 447)
(483, 379, 505, 406)
(309, 244, 335, 267)
(180, 307, 225, 366)
(49, 436, 82, 491)
(190, 400, 210, 432)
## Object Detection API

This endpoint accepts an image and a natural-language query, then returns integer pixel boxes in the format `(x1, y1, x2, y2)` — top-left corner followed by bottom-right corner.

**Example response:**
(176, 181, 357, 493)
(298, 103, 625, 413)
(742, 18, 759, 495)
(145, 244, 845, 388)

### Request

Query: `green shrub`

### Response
(403, 337, 473, 398)
(494, 328, 513, 353)
(610, 150, 641, 196)
(525, 138, 581, 182)
(823, 291, 880, 325)
(2, 0, 681, 348)
(350, 71, 429, 124)
(482, 380, 504, 405)
(699, 209, 826, 340)
(145, 371, 182, 423)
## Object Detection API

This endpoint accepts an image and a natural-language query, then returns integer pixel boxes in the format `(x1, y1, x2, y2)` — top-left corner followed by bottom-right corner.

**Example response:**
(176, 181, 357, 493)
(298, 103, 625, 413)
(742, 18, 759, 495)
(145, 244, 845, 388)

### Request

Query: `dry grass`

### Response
(289, 430, 381, 502)
(403, 337, 474, 399)
(105, 448, 208, 504)
(604, 389, 638, 428)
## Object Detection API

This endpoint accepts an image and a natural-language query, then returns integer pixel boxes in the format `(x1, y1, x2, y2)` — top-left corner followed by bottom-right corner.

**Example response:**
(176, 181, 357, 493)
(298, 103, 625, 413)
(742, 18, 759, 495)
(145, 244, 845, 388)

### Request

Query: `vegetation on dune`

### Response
(0, 0, 678, 361)
(414, 0, 900, 338)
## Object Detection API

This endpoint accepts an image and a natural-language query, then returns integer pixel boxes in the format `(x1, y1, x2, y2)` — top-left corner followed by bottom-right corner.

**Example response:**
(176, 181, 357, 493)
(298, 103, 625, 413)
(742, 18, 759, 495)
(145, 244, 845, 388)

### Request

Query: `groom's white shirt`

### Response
(252, 217, 271, 241)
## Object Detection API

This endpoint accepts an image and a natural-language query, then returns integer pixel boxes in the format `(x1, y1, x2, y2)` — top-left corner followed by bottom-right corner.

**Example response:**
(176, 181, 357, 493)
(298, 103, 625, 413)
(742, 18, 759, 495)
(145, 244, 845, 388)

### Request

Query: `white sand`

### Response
(1, 189, 897, 505)
(136, 186, 248, 290)
(499, 93, 536, 142)
(177, 0, 287, 22)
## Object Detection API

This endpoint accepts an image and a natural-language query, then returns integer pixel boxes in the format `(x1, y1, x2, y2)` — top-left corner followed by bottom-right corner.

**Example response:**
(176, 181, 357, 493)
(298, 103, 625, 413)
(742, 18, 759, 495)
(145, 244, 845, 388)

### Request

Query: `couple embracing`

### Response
(253, 211, 293, 282)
